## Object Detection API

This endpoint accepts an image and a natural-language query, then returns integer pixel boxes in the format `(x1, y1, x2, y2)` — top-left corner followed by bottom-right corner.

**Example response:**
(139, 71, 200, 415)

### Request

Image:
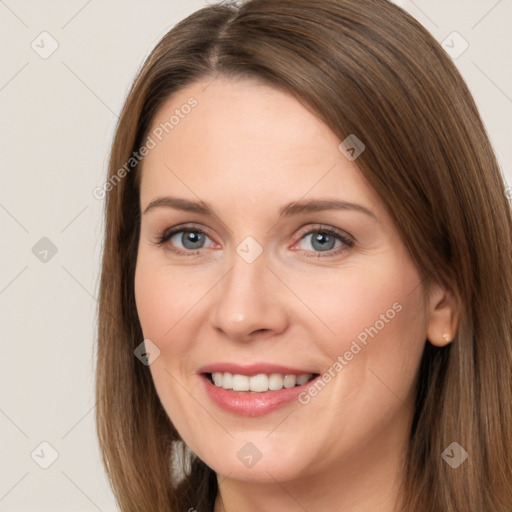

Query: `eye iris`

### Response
(311, 232, 336, 251)
(172, 230, 340, 252)
(182, 231, 205, 249)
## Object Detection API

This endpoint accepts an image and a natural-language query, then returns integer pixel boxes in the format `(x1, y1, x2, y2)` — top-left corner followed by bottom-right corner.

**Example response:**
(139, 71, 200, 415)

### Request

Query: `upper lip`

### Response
(198, 362, 318, 376)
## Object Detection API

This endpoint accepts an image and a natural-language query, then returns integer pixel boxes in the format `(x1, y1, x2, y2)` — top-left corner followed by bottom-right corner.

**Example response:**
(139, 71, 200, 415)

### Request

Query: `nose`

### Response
(210, 250, 289, 342)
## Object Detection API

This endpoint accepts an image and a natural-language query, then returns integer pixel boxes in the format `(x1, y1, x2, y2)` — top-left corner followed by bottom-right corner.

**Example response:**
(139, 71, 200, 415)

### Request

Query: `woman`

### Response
(95, 0, 512, 510)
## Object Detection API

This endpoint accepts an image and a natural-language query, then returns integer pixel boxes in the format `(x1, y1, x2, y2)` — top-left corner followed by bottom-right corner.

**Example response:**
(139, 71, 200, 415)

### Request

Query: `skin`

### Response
(134, 77, 458, 512)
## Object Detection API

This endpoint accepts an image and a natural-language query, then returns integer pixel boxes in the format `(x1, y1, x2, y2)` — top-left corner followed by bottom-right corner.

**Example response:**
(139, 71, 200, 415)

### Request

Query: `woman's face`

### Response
(135, 77, 433, 485)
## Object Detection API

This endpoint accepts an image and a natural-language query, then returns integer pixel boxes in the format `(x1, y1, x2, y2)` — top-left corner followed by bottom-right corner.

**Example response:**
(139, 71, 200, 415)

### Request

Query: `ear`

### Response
(426, 283, 459, 347)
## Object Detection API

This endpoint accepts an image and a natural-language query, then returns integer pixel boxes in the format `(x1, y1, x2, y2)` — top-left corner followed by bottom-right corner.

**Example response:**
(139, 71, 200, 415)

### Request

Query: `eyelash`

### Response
(153, 223, 355, 258)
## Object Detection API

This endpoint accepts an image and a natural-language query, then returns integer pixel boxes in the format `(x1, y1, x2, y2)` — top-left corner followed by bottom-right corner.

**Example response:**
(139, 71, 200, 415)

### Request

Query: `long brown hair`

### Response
(95, 0, 512, 510)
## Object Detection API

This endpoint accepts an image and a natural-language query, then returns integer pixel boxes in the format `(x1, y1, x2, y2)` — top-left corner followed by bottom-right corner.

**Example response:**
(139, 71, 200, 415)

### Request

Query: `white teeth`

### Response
(249, 374, 268, 392)
(212, 372, 223, 387)
(210, 372, 314, 392)
(221, 372, 233, 389)
(283, 375, 296, 388)
(296, 374, 311, 385)
(268, 373, 284, 390)
(232, 374, 249, 391)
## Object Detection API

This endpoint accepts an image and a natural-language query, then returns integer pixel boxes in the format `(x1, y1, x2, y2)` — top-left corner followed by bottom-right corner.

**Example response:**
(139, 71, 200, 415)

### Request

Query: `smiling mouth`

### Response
(205, 372, 319, 393)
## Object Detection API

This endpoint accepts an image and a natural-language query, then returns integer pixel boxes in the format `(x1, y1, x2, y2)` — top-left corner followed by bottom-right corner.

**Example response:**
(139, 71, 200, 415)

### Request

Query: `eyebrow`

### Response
(142, 196, 378, 221)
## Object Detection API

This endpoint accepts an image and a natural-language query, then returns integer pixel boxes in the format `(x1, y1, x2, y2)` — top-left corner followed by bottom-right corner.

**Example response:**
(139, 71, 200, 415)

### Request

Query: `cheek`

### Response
(134, 257, 194, 344)
(134, 267, 165, 340)
(134, 259, 201, 438)
(297, 255, 427, 405)
(291, 257, 424, 349)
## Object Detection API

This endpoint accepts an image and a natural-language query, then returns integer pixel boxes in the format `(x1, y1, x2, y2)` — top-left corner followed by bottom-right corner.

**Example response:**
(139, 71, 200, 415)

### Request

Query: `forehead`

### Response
(148, 77, 338, 158)
(139, 77, 382, 216)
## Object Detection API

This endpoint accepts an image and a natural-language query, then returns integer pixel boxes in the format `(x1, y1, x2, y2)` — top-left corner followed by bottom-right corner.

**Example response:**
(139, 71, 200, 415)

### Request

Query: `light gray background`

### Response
(1, 0, 510, 510)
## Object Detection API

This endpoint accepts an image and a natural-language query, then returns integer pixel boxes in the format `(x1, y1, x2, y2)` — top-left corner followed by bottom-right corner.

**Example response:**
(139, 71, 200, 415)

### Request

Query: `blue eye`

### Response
(156, 226, 214, 255)
(294, 227, 354, 258)
(155, 224, 354, 258)
(299, 231, 342, 252)
(170, 230, 209, 250)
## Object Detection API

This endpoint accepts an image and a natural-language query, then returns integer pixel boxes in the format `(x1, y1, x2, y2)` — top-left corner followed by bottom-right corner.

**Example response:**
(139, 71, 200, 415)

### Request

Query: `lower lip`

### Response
(200, 374, 320, 417)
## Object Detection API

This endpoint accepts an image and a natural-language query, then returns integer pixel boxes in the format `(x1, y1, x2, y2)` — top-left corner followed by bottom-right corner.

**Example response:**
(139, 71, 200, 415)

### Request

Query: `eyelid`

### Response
(152, 223, 216, 247)
(294, 224, 355, 244)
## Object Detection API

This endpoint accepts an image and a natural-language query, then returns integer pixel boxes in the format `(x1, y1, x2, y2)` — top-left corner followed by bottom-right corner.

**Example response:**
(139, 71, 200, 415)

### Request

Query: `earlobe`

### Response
(441, 333, 452, 343)
(426, 284, 459, 347)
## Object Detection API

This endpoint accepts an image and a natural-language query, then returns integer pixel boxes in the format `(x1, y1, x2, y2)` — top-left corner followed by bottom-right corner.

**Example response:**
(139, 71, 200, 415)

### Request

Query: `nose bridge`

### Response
(211, 244, 288, 339)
